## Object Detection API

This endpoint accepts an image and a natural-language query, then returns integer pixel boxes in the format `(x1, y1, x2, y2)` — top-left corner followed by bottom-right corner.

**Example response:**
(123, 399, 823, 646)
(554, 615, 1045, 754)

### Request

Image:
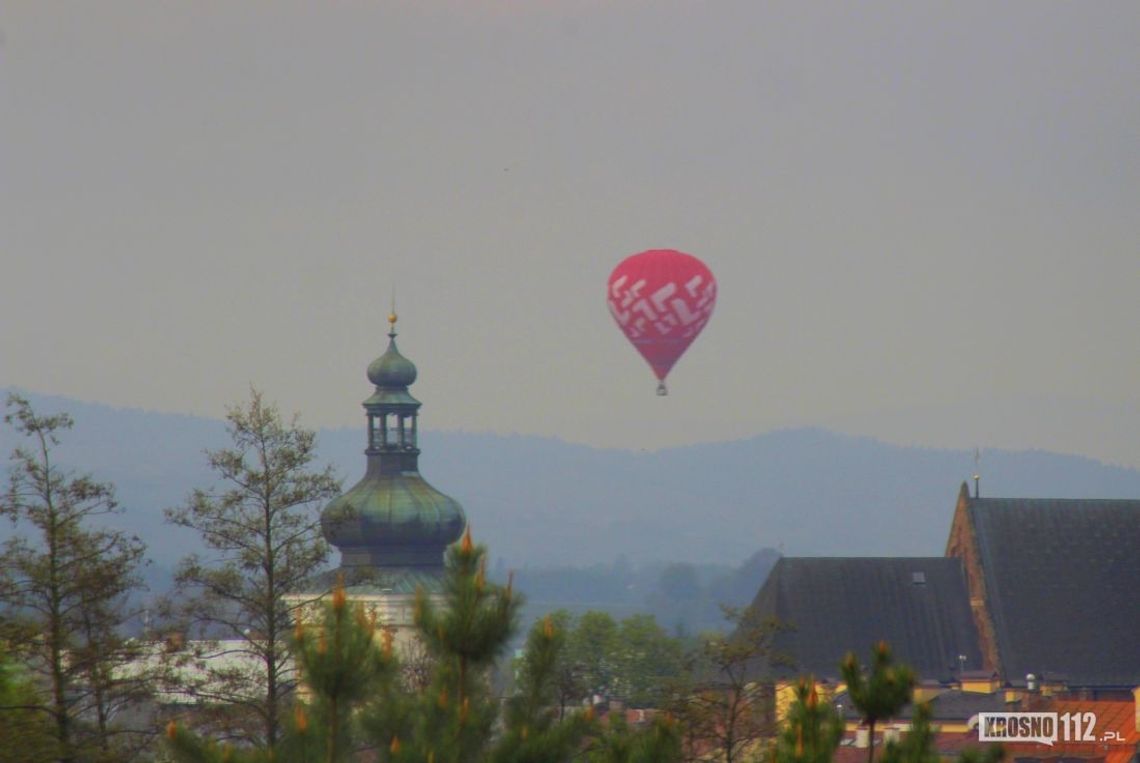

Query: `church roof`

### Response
(963, 495, 1140, 688)
(745, 557, 982, 682)
(295, 564, 447, 596)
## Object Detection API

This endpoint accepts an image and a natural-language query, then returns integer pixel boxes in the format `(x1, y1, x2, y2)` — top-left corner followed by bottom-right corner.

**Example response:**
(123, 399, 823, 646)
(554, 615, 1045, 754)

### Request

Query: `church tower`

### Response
(290, 312, 465, 643)
(319, 310, 466, 584)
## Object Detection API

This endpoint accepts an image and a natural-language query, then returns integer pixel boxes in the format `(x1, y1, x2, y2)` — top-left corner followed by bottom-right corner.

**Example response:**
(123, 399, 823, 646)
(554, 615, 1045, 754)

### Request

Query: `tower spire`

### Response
(319, 315, 465, 573)
(973, 447, 981, 499)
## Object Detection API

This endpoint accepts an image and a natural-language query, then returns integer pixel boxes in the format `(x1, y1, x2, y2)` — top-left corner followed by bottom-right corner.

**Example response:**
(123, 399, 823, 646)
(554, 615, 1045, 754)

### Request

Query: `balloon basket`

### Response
(656, 381, 668, 396)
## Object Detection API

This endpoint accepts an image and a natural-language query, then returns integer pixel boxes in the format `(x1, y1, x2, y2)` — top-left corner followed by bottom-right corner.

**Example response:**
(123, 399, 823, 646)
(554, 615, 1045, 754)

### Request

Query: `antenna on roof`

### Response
(973, 447, 981, 499)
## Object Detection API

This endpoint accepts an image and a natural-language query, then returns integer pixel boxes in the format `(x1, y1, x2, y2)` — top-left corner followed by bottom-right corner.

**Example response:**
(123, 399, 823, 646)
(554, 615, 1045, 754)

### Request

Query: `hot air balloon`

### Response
(607, 249, 717, 395)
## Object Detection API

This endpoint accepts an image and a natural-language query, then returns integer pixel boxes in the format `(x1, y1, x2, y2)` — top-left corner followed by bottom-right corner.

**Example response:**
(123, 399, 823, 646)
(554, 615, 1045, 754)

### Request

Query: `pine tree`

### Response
(840, 642, 915, 763)
(769, 678, 843, 763)
(585, 713, 682, 763)
(291, 581, 397, 763)
(166, 530, 685, 763)
(166, 578, 396, 763)
(488, 614, 596, 763)
(165, 389, 341, 751)
(360, 530, 521, 763)
(0, 643, 57, 762)
(879, 701, 1004, 763)
(0, 394, 150, 763)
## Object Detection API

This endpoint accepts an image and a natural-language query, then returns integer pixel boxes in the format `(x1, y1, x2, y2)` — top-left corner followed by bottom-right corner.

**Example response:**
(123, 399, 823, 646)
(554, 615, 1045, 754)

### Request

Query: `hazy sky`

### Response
(2, 2, 1138, 466)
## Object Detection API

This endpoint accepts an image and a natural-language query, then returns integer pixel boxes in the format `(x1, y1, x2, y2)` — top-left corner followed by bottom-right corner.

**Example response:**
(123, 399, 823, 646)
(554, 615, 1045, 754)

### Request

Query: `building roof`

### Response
(965, 496, 1140, 688)
(971, 698, 1140, 763)
(746, 557, 982, 682)
(831, 689, 1010, 722)
(292, 564, 446, 596)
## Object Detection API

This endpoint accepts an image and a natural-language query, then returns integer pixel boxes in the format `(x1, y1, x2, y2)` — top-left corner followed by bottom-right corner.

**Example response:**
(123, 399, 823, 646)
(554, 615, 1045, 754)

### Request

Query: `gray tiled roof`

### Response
(746, 557, 982, 682)
(831, 689, 1009, 721)
(966, 497, 1140, 688)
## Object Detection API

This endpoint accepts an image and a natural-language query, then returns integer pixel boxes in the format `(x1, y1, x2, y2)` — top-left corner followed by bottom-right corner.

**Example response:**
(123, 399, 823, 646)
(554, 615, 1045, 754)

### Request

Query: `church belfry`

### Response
(318, 312, 466, 581)
(363, 312, 422, 471)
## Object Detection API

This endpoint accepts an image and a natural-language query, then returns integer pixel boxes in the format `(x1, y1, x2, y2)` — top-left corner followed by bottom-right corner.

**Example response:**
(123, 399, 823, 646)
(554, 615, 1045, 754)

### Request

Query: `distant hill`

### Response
(4, 389, 1140, 576)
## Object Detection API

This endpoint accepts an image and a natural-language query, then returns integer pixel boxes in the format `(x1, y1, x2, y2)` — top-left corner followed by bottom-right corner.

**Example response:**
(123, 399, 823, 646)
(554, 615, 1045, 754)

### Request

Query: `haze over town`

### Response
(2, 2, 1138, 466)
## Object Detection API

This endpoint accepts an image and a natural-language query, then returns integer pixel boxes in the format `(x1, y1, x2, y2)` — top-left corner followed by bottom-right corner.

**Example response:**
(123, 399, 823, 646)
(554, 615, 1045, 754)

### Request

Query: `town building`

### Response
(945, 485, 1140, 695)
(743, 483, 1140, 761)
(749, 484, 1140, 694)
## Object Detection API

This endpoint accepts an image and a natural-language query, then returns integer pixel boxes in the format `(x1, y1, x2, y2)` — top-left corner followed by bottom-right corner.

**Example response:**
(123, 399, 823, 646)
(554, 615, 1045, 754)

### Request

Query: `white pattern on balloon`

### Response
(608, 276, 716, 340)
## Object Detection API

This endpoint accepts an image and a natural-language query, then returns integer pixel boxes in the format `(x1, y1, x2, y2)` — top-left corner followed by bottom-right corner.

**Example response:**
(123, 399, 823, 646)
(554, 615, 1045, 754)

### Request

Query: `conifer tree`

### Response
(166, 578, 395, 763)
(0, 643, 57, 762)
(167, 532, 685, 763)
(165, 389, 341, 750)
(878, 702, 938, 763)
(488, 614, 596, 763)
(0, 394, 150, 763)
(584, 713, 682, 763)
(769, 678, 843, 763)
(840, 642, 915, 763)
(360, 530, 520, 763)
(879, 701, 1004, 763)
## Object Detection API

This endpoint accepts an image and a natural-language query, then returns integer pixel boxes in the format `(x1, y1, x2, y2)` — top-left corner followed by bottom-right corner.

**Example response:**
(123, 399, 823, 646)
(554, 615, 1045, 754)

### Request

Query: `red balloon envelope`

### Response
(607, 249, 717, 394)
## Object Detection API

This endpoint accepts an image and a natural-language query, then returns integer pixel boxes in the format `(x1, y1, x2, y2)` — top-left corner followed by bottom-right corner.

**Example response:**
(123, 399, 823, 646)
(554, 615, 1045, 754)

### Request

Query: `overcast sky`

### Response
(2, 2, 1138, 467)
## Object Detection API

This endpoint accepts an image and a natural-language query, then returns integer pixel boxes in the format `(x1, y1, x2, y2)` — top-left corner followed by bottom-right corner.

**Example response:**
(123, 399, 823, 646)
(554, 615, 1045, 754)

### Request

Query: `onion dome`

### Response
(367, 313, 418, 388)
(320, 473, 465, 568)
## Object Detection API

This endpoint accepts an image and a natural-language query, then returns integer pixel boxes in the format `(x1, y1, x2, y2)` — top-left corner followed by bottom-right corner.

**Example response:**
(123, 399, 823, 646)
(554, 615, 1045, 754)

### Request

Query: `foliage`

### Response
(0, 643, 57, 762)
(0, 393, 151, 763)
(567, 610, 620, 705)
(291, 582, 397, 763)
(166, 532, 688, 763)
(958, 743, 1005, 763)
(769, 678, 843, 763)
(165, 389, 341, 751)
(840, 642, 915, 763)
(670, 606, 788, 763)
(488, 614, 596, 763)
(879, 702, 1004, 763)
(359, 530, 521, 763)
(764, 651, 1003, 763)
(615, 614, 685, 708)
(534, 609, 684, 713)
(584, 713, 682, 763)
(166, 581, 396, 763)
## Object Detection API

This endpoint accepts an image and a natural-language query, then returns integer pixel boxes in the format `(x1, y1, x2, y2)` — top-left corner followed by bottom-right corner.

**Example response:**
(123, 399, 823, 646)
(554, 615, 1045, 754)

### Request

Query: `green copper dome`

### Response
(367, 336, 417, 388)
(320, 469, 465, 567)
(320, 313, 466, 572)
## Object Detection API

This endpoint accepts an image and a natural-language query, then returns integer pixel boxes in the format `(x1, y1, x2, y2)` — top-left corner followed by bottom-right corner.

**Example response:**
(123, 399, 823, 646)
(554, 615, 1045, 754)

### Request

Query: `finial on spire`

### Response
(388, 289, 398, 338)
(973, 447, 981, 498)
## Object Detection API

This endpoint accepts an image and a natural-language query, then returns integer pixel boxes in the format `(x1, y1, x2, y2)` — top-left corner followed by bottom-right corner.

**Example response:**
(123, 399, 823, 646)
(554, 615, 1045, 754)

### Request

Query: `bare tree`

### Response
(0, 394, 150, 763)
(165, 389, 340, 752)
(670, 606, 789, 763)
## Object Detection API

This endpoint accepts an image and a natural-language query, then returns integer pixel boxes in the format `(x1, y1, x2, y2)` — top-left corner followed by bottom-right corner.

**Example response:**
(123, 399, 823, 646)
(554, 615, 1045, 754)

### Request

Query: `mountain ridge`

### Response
(3, 388, 1139, 573)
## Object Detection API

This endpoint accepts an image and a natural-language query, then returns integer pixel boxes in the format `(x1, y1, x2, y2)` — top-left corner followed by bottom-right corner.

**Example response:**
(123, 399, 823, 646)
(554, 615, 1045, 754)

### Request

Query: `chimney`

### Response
(1133, 686, 1139, 733)
(855, 727, 870, 748)
(883, 727, 901, 744)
